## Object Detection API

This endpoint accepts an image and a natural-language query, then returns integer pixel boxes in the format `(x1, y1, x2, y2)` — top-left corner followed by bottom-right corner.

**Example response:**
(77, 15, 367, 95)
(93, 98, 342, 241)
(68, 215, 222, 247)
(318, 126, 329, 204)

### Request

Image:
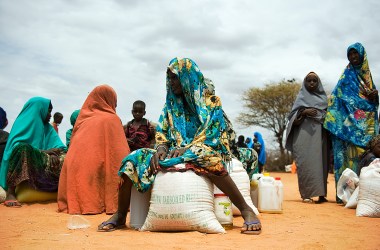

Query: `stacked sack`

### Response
(356, 159, 380, 217)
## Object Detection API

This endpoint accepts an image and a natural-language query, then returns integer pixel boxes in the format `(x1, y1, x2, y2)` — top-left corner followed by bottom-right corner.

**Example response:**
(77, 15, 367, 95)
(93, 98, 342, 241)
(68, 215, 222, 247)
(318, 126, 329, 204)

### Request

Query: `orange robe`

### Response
(58, 85, 130, 214)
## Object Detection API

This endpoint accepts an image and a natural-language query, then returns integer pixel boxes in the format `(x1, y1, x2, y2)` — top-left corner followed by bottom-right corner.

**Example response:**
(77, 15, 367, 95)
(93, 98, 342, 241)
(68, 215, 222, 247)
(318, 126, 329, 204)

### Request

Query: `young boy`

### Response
(51, 112, 63, 133)
(124, 100, 155, 152)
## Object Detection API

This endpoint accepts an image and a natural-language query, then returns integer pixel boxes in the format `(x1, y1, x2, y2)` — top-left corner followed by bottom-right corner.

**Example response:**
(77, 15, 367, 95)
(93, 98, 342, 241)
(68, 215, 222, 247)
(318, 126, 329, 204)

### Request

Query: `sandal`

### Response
(4, 200, 22, 208)
(97, 221, 126, 232)
(241, 220, 262, 235)
(302, 198, 314, 203)
(315, 197, 328, 204)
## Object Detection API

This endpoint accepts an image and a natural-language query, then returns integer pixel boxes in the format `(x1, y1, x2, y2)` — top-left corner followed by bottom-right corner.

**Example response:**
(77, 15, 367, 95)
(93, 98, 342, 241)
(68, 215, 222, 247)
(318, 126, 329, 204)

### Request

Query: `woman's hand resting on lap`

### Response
(149, 147, 167, 176)
(149, 146, 187, 176)
(168, 147, 186, 158)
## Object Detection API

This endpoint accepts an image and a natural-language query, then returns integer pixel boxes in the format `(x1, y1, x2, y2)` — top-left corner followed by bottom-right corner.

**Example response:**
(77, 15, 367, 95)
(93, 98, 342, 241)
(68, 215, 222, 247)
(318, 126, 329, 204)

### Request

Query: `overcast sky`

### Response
(1, 0, 379, 149)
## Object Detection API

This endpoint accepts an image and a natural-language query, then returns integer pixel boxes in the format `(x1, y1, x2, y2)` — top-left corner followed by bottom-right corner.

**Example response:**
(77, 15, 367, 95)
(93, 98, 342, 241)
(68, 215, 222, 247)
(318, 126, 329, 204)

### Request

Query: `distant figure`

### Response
(285, 72, 329, 204)
(123, 100, 155, 152)
(0, 98, 66, 207)
(245, 137, 253, 148)
(253, 132, 266, 173)
(65, 109, 80, 148)
(58, 85, 130, 214)
(51, 112, 63, 133)
(237, 135, 248, 148)
(0, 107, 9, 163)
(323, 42, 378, 203)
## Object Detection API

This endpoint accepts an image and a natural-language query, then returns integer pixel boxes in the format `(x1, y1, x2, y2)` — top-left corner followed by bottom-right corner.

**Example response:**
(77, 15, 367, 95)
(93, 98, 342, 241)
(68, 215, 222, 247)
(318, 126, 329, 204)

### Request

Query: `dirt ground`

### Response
(0, 172, 379, 250)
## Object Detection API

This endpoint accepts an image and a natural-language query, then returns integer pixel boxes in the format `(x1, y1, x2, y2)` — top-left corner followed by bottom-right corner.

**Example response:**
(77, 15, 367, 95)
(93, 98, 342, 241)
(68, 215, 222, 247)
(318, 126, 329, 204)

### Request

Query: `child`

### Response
(51, 112, 63, 133)
(285, 72, 329, 204)
(124, 100, 155, 152)
(359, 135, 380, 172)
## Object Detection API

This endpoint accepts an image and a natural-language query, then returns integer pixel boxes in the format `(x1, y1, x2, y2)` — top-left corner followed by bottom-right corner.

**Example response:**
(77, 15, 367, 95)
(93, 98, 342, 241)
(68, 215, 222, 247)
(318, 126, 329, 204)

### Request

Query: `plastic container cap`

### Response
(263, 173, 270, 177)
(275, 177, 281, 180)
(214, 193, 228, 197)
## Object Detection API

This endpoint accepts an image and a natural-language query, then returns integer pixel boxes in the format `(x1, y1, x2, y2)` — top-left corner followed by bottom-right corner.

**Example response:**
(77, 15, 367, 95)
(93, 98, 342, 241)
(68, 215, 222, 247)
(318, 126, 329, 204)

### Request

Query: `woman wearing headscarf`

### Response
(245, 137, 253, 148)
(65, 109, 80, 148)
(253, 132, 266, 173)
(98, 58, 261, 234)
(58, 85, 130, 214)
(285, 72, 329, 203)
(0, 98, 66, 207)
(324, 42, 378, 203)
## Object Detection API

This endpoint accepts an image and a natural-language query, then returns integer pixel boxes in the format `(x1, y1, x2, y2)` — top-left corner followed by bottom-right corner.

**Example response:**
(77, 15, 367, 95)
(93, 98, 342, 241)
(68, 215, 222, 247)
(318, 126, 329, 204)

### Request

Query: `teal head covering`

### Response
(157, 57, 230, 154)
(66, 109, 80, 147)
(0, 97, 66, 189)
(70, 109, 80, 126)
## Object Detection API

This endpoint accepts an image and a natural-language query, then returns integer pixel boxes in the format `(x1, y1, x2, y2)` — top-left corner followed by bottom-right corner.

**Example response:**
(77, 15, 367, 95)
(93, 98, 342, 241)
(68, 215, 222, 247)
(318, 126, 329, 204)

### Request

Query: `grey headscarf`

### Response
(288, 72, 328, 119)
(285, 72, 328, 151)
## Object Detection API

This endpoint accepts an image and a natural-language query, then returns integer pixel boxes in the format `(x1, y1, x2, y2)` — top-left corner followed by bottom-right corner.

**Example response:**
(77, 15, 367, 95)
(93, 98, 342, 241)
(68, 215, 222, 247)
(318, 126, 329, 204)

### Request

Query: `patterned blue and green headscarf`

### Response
(119, 58, 231, 192)
(324, 42, 378, 147)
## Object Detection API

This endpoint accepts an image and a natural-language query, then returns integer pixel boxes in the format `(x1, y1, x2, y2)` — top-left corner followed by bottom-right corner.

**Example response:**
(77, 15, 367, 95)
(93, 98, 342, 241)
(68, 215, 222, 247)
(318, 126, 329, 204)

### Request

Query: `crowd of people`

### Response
(0, 42, 378, 235)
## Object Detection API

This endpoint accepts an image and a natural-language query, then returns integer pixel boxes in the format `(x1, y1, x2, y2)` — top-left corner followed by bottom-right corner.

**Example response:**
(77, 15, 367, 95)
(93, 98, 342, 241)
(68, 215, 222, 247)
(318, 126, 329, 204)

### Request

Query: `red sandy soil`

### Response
(0, 172, 379, 250)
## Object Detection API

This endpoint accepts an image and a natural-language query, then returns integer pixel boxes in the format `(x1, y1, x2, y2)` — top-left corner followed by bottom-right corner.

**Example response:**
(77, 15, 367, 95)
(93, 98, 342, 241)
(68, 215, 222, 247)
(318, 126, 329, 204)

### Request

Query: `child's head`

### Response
(53, 112, 63, 124)
(132, 100, 146, 121)
(367, 135, 380, 158)
(238, 135, 245, 143)
(304, 72, 319, 93)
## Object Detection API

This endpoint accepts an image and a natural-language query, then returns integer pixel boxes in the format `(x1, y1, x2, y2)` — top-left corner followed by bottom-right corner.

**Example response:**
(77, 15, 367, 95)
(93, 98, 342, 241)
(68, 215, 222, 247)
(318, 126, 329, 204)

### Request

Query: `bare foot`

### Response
(240, 210, 261, 235)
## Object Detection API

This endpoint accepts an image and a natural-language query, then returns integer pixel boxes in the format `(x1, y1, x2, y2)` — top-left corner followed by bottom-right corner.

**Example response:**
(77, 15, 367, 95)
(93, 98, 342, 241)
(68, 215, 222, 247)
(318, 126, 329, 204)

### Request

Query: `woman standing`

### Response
(253, 132, 266, 173)
(285, 72, 329, 203)
(324, 42, 378, 203)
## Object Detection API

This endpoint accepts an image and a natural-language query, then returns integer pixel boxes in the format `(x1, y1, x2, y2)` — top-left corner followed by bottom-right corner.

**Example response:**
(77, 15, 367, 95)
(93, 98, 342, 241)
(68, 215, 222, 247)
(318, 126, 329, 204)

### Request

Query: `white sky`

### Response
(1, 0, 379, 149)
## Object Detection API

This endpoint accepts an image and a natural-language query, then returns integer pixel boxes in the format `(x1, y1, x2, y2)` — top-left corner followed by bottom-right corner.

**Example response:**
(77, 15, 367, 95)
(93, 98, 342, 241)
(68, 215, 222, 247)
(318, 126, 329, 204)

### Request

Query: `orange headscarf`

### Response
(58, 85, 130, 214)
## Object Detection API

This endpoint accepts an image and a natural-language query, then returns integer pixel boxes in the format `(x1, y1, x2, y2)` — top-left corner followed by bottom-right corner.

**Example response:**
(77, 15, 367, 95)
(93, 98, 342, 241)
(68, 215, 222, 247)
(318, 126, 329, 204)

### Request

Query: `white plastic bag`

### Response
(337, 168, 359, 204)
(345, 187, 359, 209)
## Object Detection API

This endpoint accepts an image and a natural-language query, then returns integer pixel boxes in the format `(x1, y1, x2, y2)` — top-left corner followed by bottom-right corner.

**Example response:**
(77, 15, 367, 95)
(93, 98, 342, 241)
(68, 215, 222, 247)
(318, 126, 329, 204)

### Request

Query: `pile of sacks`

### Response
(337, 159, 380, 217)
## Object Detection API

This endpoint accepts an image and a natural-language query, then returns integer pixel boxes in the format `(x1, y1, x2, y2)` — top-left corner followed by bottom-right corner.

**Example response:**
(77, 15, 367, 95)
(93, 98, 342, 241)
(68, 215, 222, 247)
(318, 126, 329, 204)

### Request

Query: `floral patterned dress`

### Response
(324, 43, 378, 186)
(119, 58, 232, 192)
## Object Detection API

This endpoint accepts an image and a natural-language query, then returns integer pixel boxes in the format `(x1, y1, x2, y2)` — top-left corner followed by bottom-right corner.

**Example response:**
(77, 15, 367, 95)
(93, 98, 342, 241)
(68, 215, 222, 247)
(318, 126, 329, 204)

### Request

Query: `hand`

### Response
(302, 108, 317, 117)
(168, 147, 186, 159)
(149, 125, 155, 134)
(43, 148, 62, 156)
(148, 146, 168, 176)
(368, 89, 378, 102)
(50, 155, 61, 167)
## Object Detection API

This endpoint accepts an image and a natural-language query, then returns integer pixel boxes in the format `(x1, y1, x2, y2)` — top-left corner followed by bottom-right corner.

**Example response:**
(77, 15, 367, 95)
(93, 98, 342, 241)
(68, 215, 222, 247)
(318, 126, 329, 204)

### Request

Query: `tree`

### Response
(237, 80, 301, 159)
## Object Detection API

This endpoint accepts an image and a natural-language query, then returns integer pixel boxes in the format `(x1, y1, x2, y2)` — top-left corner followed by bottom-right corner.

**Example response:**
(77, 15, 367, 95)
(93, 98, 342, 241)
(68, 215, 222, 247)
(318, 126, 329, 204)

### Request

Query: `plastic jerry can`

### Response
(214, 186, 233, 230)
(258, 175, 283, 213)
(250, 173, 263, 207)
